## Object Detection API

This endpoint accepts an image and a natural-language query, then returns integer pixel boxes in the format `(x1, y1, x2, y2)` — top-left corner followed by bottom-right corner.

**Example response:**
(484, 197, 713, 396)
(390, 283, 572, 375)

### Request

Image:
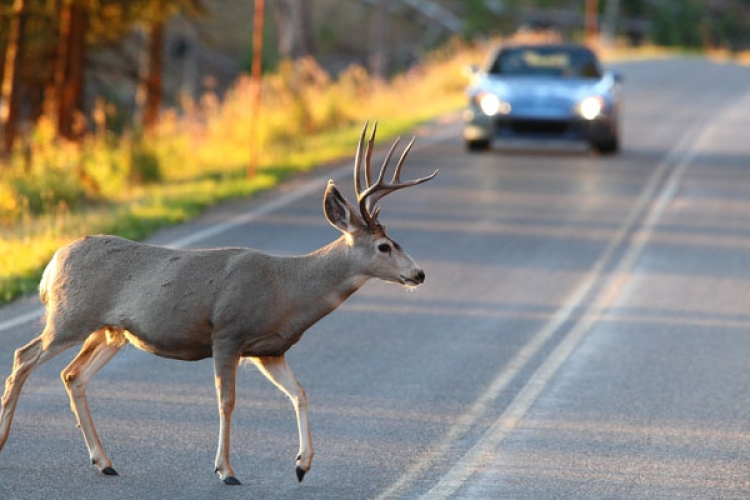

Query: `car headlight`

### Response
(577, 96, 604, 120)
(476, 92, 511, 116)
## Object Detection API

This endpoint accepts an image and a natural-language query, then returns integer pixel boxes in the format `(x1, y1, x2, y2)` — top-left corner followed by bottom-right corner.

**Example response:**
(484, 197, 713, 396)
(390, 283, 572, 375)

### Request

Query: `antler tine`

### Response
(373, 136, 402, 191)
(353, 121, 369, 196)
(367, 137, 438, 208)
(391, 136, 416, 184)
(365, 121, 378, 189)
(359, 136, 401, 220)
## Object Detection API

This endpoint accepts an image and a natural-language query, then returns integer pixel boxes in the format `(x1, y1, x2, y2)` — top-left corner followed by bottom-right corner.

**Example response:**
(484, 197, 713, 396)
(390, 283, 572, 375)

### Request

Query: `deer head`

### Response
(323, 122, 438, 286)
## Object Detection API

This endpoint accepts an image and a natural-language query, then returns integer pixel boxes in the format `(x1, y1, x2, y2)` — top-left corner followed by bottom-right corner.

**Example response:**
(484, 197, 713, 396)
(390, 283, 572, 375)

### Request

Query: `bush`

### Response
(129, 142, 161, 184)
(0, 181, 21, 225)
(10, 167, 87, 215)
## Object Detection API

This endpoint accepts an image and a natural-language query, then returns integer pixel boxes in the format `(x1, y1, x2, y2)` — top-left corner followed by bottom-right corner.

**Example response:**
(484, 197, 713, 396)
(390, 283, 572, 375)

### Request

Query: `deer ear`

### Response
(324, 181, 364, 234)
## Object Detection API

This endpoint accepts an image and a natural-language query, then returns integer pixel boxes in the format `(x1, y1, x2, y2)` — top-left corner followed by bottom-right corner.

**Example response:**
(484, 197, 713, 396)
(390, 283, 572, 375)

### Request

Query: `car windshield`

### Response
(488, 46, 602, 79)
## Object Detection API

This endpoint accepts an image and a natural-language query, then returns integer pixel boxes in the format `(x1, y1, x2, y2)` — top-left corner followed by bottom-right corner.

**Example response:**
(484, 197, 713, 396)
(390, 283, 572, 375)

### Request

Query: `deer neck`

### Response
(292, 236, 369, 315)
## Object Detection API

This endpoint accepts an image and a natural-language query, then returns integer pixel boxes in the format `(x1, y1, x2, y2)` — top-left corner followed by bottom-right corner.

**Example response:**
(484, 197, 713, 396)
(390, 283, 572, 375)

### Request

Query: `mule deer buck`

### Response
(0, 122, 436, 485)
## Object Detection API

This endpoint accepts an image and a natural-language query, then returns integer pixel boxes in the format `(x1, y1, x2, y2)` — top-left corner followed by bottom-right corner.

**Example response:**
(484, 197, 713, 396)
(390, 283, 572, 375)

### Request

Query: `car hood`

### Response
(469, 75, 617, 119)
(480, 76, 603, 103)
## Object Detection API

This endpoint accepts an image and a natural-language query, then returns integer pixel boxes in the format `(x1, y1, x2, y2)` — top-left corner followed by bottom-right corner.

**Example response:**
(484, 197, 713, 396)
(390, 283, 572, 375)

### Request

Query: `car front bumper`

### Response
(463, 107, 617, 145)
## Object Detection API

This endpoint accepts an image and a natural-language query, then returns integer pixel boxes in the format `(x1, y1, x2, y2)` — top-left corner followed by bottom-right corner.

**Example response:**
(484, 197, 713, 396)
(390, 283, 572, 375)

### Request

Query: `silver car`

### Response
(463, 43, 622, 154)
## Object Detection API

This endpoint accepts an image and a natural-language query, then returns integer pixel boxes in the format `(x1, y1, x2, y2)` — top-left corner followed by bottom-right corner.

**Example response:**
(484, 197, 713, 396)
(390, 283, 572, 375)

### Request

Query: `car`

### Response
(463, 43, 622, 154)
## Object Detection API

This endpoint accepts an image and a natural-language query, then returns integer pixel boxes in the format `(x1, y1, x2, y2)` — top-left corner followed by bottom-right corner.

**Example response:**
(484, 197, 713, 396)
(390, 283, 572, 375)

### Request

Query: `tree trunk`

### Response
(297, 0, 315, 58)
(272, 0, 315, 60)
(1, 0, 29, 153)
(142, 19, 164, 133)
(368, 0, 387, 79)
(0, 14, 7, 102)
(54, 1, 88, 140)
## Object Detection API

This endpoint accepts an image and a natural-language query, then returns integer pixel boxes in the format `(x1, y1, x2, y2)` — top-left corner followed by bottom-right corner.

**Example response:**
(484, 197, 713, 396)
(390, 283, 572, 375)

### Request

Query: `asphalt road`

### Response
(2, 57, 750, 500)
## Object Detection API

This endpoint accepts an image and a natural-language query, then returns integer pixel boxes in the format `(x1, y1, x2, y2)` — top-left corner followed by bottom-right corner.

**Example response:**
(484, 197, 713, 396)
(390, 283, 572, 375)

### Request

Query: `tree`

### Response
(0, 0, 9, 103)
(368, 0, 387, 79)
(0, 0, 212, 149)
(272, 0, 315, 60)
(1, 0, 28, 153)
(142, 19, 163, 132)
(134, 0, 206, 133)
(51, 0, 89, 140)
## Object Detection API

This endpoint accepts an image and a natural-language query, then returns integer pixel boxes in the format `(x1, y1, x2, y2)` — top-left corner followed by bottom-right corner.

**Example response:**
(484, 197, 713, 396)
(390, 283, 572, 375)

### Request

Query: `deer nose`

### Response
(415, 270, 425, 284)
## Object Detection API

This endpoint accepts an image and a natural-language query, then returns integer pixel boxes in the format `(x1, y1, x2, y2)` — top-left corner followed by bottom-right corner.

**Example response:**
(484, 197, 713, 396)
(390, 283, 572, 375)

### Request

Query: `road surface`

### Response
(1, 57, 750, 499)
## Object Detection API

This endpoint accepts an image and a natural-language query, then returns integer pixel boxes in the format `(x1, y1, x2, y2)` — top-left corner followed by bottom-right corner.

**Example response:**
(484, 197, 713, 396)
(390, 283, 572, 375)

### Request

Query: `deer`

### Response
(0, 122, 437, 486)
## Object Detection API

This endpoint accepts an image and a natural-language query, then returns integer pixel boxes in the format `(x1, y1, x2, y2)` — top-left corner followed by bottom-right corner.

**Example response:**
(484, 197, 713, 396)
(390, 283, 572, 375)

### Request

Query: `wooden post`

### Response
(248, 0, 265, 178)
(585, 0, 599, 45)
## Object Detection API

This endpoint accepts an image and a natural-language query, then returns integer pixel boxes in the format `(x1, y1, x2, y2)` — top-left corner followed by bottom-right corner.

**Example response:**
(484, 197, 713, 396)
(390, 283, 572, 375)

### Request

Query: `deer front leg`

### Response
(213, 353, 241, 485)
(251, 355, 313, 482)
(61, 329, 124, 475)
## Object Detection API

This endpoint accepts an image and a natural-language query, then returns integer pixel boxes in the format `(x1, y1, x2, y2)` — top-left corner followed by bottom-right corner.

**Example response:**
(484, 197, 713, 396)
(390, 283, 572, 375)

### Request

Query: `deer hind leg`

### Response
(1, 332, 75, 453)
(61, 327, 125, 475)
(251, 355, 313, 482)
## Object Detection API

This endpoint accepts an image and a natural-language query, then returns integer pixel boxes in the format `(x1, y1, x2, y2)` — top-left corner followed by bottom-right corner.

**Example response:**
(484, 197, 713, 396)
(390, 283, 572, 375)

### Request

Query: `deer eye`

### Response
(377, 243, 392, 254)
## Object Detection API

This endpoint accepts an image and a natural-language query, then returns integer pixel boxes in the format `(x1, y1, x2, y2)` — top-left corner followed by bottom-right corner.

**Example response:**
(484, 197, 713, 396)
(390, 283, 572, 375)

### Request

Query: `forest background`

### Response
(1, 0, 750, 304)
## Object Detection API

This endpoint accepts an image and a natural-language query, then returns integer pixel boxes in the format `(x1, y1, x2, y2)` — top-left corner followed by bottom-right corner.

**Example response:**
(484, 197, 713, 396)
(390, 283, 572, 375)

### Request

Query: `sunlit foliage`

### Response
(0, 37, 480, 303)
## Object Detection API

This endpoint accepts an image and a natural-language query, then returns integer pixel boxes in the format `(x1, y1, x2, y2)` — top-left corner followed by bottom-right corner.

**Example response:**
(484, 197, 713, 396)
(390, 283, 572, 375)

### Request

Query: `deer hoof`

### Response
(101, 467, 118, 476)
(223, 476, 242, 486)
(296, 465, 306, 482)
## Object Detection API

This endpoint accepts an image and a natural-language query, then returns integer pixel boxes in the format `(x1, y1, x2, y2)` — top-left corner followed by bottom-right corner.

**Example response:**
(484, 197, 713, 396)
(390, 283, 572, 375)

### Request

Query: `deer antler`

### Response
(353, 121, 438, 228)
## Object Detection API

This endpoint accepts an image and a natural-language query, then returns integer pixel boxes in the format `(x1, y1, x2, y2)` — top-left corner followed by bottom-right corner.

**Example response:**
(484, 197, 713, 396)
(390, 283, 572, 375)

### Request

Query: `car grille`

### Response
(494, 117, 581, 139)
(509, 119, 569, 134)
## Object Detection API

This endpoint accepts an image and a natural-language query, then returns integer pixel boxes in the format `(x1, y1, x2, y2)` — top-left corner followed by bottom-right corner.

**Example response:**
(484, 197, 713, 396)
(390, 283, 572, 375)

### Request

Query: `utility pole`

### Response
(248, 0, 265, 178)
(584, 0, 599, 45)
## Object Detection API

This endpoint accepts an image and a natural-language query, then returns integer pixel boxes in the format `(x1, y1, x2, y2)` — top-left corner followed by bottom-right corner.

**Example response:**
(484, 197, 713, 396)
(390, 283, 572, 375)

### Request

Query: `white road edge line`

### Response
(415, 107, 720, 500)
(376, 117, 711, 500)
(0, 309, 45, 334)
(0, 125, 452, 335)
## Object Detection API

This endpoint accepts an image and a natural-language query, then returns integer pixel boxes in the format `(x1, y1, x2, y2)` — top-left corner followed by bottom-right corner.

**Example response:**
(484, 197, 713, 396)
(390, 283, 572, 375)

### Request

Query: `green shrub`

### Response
(128, 142, 161, 184)
(10, 165, 87, 215)
(0, 181, 22, 224)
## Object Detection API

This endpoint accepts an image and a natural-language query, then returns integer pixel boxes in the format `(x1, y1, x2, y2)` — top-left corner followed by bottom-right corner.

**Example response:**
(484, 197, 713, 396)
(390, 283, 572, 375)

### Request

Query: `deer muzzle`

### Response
(401, 269, 425, 286)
